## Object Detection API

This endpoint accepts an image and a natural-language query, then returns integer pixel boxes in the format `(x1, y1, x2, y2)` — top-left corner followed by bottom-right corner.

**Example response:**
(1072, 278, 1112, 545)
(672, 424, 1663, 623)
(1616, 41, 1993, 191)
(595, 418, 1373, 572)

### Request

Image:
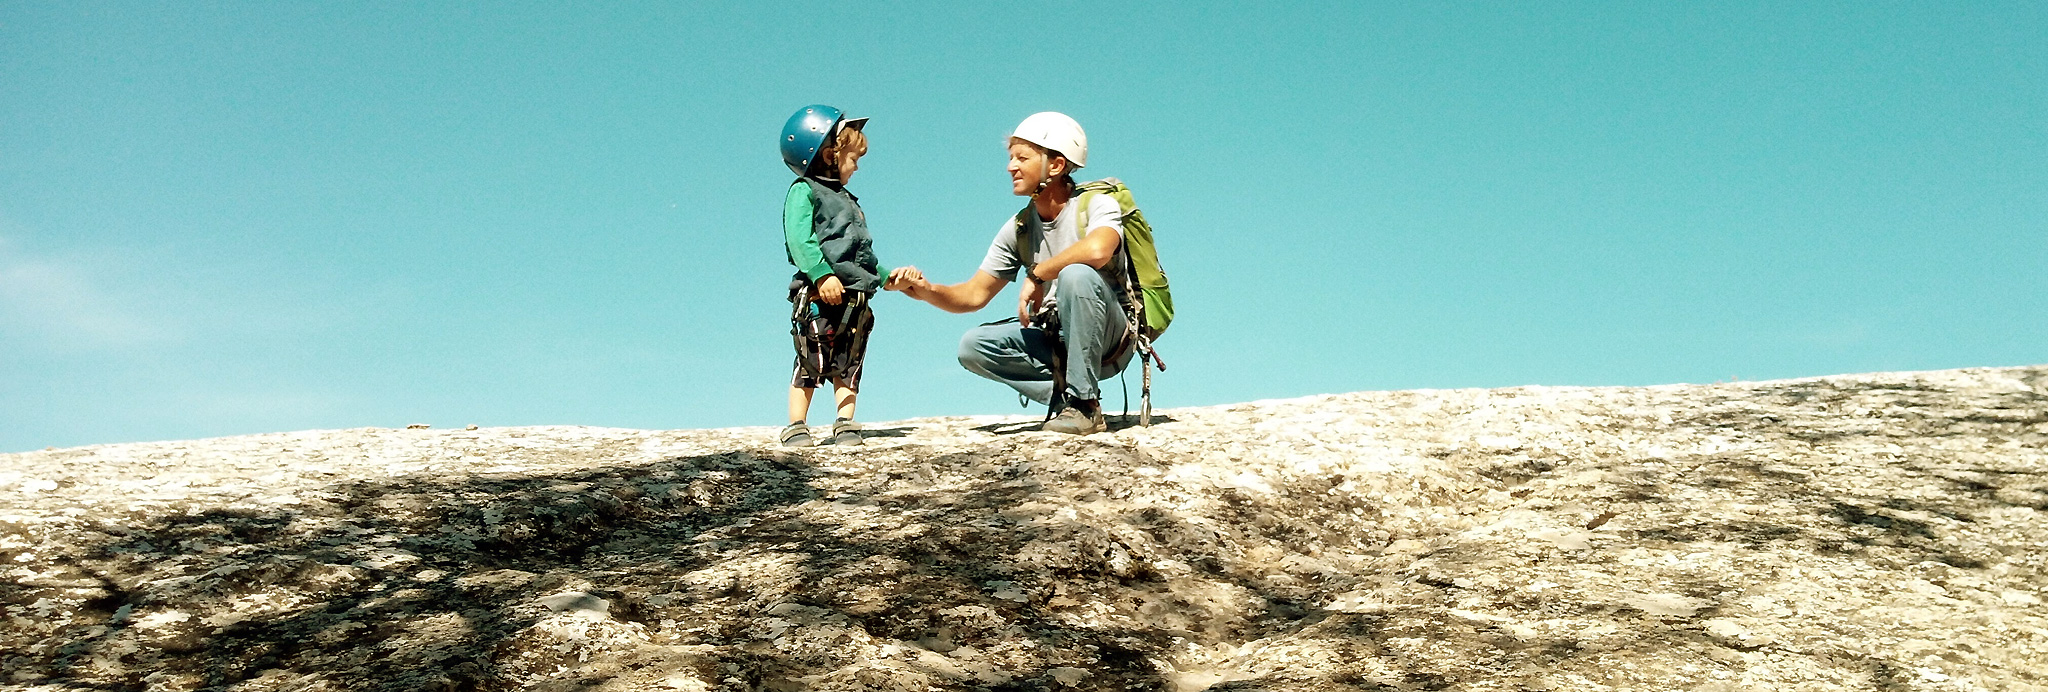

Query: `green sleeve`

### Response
(783, 183, 833, 282)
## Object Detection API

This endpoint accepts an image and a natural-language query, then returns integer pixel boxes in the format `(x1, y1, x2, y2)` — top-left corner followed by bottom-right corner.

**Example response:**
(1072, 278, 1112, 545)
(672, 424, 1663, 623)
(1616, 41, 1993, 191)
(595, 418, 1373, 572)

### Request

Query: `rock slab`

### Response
(2, 366, 2045, 691)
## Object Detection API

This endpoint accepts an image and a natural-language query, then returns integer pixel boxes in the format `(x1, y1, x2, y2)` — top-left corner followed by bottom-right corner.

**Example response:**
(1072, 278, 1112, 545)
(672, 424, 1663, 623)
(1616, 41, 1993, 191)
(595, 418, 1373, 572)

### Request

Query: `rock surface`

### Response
(2, 366, 2045, 691)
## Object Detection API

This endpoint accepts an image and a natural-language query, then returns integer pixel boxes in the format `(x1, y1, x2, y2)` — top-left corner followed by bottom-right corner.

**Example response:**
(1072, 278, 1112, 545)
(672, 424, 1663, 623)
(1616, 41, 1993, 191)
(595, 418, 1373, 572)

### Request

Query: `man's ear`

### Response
(1050, 155, 1070, 178)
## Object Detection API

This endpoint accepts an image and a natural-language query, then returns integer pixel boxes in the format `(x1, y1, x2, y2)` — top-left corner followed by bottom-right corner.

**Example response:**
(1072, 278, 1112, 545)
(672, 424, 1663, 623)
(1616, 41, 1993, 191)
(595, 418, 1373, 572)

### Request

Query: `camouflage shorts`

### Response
(791, 299, 874, 390)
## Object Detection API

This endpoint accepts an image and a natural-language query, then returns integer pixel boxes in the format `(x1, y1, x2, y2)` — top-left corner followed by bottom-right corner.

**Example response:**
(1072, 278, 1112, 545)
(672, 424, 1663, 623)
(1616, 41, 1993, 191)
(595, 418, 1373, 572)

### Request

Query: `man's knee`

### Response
(957, 330, 983, 369)
(1055, 263, 1099, 289)
(958, 325, 1005, 371)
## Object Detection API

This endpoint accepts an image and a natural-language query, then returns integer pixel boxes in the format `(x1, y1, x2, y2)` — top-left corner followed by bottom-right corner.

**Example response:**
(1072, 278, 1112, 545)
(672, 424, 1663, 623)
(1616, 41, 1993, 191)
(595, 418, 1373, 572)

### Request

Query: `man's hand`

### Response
(817, 274, 845, 305)
(906, 276, 933, 300)
(885, 266, 924, 292)
(1017, 271, 1048, 325)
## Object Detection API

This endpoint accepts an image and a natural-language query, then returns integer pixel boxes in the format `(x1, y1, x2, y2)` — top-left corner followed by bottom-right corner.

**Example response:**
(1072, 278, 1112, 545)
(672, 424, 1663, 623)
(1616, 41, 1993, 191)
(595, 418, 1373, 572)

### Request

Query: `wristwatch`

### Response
(1023, 263, 1042, 283)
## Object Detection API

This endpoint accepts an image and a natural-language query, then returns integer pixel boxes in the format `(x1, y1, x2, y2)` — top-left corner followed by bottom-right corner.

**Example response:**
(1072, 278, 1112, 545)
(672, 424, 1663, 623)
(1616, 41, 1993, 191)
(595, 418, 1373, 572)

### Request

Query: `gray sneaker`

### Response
(779, 422, 813, 447)
(1042, 400, 1106, 435)
(829, 419, 863, 446)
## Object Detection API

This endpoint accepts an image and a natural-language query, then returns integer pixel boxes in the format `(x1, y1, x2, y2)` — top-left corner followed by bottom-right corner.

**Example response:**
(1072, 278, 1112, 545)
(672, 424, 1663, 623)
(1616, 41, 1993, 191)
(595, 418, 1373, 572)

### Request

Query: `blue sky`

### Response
(3, 2, 2043, 451)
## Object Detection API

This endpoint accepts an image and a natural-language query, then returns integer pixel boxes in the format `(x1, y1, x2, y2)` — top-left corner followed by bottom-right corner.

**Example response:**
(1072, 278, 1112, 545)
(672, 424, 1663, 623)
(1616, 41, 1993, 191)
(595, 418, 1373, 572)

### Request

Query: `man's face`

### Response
(1007, 140, 1063, 197)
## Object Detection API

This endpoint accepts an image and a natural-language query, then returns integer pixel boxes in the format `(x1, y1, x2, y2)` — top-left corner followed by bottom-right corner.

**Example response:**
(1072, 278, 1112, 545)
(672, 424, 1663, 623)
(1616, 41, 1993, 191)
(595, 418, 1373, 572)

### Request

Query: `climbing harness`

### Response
(788, 277, 871, 384)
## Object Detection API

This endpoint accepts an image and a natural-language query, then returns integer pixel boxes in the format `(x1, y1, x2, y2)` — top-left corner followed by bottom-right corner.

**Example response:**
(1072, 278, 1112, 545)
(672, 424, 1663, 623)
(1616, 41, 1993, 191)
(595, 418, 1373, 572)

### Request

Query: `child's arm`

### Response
(783, 184, 833, 283)
(873, 254, 895, 291)
(784, 184, 852, 303)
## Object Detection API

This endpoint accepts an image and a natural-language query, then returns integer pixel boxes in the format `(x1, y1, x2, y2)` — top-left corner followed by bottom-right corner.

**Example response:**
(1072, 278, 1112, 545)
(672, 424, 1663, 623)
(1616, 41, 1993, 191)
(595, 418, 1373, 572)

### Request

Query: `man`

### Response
(895, 112, 1136, 434)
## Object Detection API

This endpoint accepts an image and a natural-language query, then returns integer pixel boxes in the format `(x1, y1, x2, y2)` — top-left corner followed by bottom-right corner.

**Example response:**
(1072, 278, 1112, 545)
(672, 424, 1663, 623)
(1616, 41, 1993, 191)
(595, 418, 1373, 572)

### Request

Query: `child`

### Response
(777, 105, 904, 447)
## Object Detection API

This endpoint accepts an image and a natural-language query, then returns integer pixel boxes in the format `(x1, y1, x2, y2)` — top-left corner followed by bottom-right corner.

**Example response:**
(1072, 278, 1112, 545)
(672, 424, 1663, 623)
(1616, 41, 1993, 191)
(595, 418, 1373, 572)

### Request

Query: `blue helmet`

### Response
(780, 105, 867, 176)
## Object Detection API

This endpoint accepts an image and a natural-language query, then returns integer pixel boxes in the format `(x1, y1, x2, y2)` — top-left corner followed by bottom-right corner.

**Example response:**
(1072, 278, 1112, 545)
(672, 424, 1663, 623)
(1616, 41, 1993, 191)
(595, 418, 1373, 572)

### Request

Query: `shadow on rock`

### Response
(970, 414, 1178, 437)
(11, 449, 820, 691)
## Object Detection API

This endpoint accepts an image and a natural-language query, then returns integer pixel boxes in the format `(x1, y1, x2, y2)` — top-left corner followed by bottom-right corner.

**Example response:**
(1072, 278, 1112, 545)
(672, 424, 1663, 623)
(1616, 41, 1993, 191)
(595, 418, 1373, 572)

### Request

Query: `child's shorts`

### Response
(791, 296, 874, 390)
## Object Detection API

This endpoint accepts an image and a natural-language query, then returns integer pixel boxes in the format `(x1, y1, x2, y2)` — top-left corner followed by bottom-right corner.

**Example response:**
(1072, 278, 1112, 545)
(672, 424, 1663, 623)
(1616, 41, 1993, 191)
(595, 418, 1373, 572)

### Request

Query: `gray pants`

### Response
(958, 264, 1136, 405)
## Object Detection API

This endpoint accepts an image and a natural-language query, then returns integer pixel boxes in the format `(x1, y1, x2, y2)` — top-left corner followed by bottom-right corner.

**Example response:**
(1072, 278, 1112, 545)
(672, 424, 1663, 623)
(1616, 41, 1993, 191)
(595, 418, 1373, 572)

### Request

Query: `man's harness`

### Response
(1020, 253, 1167, 426)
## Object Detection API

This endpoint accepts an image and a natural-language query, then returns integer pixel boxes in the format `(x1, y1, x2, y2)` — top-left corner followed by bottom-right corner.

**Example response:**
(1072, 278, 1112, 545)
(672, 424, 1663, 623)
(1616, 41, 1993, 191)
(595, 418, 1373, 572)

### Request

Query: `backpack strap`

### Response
(1013, 206, 1036, 272)
(1017, 179, 1116, 273)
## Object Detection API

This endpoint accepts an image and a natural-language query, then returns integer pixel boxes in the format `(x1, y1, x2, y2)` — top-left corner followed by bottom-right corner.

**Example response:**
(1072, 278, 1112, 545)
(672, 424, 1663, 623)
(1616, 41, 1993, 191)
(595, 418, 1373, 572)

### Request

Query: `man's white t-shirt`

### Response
(979, 193, 1128, 301)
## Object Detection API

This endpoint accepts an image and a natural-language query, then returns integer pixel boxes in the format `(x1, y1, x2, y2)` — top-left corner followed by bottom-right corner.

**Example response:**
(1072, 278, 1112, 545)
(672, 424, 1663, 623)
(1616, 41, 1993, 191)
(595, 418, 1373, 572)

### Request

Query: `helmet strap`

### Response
(1031, 156, 1068, 199)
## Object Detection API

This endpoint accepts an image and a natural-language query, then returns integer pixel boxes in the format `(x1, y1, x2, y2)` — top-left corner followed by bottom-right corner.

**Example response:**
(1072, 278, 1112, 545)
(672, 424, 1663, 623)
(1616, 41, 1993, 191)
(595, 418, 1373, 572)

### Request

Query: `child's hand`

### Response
(818, 275, 845, 305)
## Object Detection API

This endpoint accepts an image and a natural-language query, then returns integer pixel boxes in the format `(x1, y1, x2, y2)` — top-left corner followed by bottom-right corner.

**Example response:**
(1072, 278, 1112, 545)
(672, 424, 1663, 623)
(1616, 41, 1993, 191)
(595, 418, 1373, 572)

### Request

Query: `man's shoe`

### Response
(1042, 399, 1106, 435)
(829, 419, 863, 446)
(779, 422, 813, 447)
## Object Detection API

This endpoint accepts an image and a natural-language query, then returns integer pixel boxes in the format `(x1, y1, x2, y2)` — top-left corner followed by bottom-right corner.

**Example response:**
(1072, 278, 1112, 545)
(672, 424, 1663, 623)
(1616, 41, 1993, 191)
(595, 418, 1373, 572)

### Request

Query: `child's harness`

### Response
(788, 277, 872, 382)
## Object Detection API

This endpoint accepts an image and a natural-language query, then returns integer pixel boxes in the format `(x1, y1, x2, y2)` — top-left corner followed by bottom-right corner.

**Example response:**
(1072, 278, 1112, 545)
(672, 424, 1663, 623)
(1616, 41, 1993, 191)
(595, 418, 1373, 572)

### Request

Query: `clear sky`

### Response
(3, 2, 2043, 452)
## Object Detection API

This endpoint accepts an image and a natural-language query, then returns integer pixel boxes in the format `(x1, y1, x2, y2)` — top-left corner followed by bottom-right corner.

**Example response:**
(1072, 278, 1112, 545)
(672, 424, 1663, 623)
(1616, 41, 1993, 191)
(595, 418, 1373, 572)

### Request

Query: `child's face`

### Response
(835, 143, 865, 183)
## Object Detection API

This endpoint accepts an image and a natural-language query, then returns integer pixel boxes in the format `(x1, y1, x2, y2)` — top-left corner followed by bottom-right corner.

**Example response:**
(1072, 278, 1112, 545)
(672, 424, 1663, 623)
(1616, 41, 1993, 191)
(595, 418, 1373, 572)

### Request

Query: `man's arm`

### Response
(907, 270, 1009, 314)
(1019, 226, 1121, 280)
(1011, 225, 1119, 322)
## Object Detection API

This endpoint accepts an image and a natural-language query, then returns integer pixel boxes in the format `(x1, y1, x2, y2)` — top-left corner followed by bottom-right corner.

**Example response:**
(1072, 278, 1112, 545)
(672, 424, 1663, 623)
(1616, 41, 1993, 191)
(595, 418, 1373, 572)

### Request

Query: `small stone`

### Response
(662, 675, 710, 691)
(1048, 667, 1088, 687)
(1621, 593, 1710, 618)
(535, 591, 610, 617)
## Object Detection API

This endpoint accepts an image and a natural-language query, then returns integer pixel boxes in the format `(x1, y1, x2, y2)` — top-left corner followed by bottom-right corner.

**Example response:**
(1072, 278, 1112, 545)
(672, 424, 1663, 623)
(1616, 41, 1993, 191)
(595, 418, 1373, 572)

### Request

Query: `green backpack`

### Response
(1019, 177, 1174, 340)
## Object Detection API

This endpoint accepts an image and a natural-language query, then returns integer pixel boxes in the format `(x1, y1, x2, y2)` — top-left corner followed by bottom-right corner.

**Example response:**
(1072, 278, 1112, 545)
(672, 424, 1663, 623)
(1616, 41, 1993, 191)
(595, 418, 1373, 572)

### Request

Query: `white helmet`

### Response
(1009, 112, 1087, 169)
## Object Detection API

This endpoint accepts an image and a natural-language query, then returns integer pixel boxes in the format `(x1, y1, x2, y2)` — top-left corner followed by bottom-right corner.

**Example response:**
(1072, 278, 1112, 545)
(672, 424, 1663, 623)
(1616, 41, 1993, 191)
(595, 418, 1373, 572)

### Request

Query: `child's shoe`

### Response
(829, 418, 862, 446)
(780, 422, 813, 447)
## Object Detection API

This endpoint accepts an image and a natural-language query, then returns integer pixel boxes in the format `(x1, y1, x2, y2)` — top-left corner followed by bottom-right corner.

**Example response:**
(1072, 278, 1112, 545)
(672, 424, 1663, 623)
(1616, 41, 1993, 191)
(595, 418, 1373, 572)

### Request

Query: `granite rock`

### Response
(2, 366, 2044, 690)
